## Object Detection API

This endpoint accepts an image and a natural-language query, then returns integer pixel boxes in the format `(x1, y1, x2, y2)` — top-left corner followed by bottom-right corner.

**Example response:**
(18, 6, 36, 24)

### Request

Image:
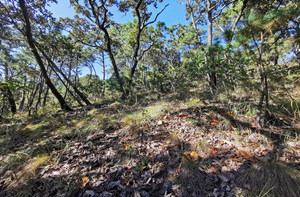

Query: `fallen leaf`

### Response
(183, 152, 193, 161)
(157, 120, 164, 125)
(176, 163, 182, 174)
(226, 111, 236, 120)
(229, 158, 242, 162)
(210, 120, 220, 126)
(144, 126, 149, 130)
(77, 176, 90, 189)
(190, 151, 200, 162)
(208, 145, 218, 155)
(211, 166, 216, 173)
(250, 122, 258, 128)
(219, 140, 225, 146)
(234, 151, 240, 156)
(124, 144, 129, 150)
(230, 124, 236, 131)
(240, 150, 258, 162)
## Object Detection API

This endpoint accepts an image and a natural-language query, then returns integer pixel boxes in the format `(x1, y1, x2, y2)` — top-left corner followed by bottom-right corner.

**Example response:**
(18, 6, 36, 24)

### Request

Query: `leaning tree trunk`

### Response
(35, 45, 91, 106)
(19, 0, 72, 111)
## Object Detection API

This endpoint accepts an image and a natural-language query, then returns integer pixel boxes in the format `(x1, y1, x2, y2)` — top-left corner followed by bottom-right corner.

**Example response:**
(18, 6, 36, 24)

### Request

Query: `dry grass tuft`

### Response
(7, 155, 49, 188)
(240, 161, 300, 197)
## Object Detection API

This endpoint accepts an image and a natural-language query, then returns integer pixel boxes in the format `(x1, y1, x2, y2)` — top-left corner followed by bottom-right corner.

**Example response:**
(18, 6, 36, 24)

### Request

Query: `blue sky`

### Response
(48, 0, 191, 77)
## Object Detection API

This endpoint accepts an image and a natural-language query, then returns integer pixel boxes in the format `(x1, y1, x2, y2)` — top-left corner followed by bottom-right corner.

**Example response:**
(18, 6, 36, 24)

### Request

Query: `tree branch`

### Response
(144, 4, 169, 29)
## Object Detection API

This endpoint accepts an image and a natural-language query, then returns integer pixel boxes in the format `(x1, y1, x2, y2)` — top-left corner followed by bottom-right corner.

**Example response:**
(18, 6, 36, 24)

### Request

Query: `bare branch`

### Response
(212, 1, 234, 21)
(144, 4, 169, 29)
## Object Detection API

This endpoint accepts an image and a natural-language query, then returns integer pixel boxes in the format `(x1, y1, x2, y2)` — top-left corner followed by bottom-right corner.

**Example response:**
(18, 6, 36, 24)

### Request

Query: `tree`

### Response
(68, 0, 168, 98)
(18, 0, 73, 111)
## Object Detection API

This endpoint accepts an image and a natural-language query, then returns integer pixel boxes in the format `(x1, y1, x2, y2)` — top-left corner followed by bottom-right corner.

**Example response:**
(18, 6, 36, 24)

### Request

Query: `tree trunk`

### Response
(101, 51, 106, 97)
(19, 0, 72, 111)
(19, 76, 27, 110)
(207, 0, 217, 89)
(35, 45, 91, 106)
(42, 86, 49, 107)
(34, 77, 44, 114)
(4, 63, 16, 114)
(256, 31, 266, 127)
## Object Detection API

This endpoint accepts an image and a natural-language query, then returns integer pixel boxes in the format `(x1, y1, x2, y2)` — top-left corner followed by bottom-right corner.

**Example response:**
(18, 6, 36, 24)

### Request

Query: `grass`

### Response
(240, 161, 300, 197)
(0, 80, 300, 196)
(185, 99, 199, 106)
(8, 155, 49, 189)
(121, 101, 170, 127)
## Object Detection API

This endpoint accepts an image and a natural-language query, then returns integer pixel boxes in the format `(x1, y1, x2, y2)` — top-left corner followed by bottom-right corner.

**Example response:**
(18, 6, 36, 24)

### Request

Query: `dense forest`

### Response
(1, 0, 300, 196)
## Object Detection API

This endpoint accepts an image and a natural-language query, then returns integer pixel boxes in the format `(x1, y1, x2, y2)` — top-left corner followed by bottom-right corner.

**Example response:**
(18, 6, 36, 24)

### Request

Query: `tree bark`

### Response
(35, 44, 91, 106)
(101, 51, 106, 97)
(4, 63, 16, 114)
(19, 76, 27, 110)
(207, 0, 217, 89)
(19, 0, 72, 111)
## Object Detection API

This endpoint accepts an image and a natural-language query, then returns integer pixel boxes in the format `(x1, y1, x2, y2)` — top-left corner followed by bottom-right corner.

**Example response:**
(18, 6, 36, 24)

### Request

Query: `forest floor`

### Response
(1, 86, 300, 197)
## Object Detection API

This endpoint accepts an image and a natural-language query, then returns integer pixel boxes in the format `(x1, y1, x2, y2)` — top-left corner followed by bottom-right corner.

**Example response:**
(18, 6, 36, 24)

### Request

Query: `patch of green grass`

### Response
(187, 118, 197, 123)
(55, 125, 73, 134)
(246, 104, 257, 116)
(122, 101, 170, 125)
(185, 99, 199, 106)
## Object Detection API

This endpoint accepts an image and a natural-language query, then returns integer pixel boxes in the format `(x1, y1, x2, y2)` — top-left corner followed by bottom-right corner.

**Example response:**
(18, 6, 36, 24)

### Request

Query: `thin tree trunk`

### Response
(101, 51, 106, 97)
(64, 64, 72, 100)
(256, 31, 265, 127)
(28, 81, 40, 116)
(207, 0, 217, 89)
(4, 63, 16, 114)
(34, 77, 44, 114)
(19, 76, 27, 110)
(19, 0, 72, 111)
(43, 86, 49, 107)
(35, 45, 91, 106)
(42, 69, 52, 107)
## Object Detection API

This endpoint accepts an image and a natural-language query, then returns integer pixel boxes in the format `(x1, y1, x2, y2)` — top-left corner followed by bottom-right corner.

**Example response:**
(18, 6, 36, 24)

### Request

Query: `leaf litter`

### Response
(0, 99, 300, 197)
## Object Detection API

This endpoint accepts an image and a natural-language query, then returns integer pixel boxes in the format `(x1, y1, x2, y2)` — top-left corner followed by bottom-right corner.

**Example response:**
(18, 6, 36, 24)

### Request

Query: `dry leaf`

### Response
(144, 126, 149, 130)
(208, 145, 218, 155)
(124, 144, 129, 150)
(157, 120, 164, 125)
(219, 140, 225, 146)
(240, 150, 258, 162)
(229, 158, 242, 162)
(210, 120, 220, 126)
(211, 166, 216, 173)
(176, 163, 182, 174)
(77, 176, 90, 189)
(230, 124, 236, 131)
(190, 151, 200, 162)
(250, 122, 258, 128)
(226, 111, 236, 120)
(183, 152, 193, 161)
